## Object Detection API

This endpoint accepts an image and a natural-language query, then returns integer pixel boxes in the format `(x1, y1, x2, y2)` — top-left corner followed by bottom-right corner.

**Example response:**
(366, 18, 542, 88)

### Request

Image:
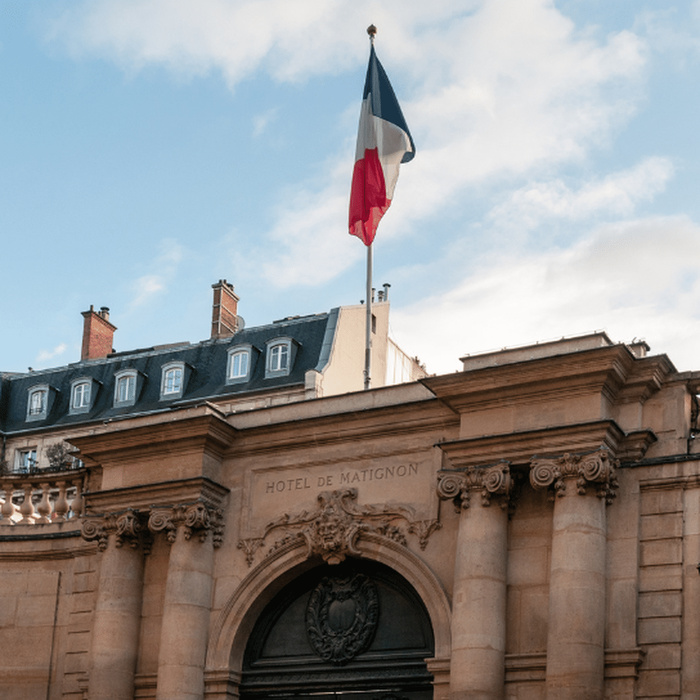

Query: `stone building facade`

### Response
(1, 296, 699, 699)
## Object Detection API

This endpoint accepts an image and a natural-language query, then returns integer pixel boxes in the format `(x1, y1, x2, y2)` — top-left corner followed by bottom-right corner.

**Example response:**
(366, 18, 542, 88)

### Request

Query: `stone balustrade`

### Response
(0, 468, 86, 524)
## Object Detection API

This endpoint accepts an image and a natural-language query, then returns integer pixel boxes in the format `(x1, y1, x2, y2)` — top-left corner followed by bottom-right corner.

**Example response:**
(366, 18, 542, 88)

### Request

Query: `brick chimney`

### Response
(81, 305, 117, 361)
(211, 280, 240, 339)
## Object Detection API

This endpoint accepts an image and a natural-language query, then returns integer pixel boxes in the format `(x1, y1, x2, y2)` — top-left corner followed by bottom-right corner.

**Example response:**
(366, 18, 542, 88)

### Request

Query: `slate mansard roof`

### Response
(0, 309, 338, 434)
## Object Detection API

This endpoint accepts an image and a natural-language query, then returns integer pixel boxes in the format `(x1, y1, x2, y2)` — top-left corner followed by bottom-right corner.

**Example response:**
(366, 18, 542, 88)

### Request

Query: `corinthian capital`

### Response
(530, 449, 618, 502)
(437, 462, 512, 510)
(81, 508, 149, 551)
(148, 502, 224, 548)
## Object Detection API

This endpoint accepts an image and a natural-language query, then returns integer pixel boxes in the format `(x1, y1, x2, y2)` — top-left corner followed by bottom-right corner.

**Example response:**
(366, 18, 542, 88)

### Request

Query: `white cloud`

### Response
(45, 0, 672, 334)
(488, 157, 674, 232)
(35, 343, 68, 366)
(252, 107, 278, 138)
(390, 215, 700, 374)
(128, 240, 184, 309)
(236, 160, 363, 288)
(185, 0, 648, 285)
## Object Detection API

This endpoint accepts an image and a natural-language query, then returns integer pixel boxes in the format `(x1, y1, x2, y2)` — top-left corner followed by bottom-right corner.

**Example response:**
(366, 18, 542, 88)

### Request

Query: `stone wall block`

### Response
(636, 668, 680, 697)
(642, 643, 681, 670)
(639, 538, 682, 567)
(638, 590, 682, 619)
(639, 489, 682, 517)
(639, 564, 682, 592)
(638, 617, 682, 645)
(640, 512, 683, 540)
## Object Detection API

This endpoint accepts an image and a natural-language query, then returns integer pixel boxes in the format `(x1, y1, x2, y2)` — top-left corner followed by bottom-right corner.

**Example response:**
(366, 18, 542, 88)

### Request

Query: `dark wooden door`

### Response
(240, 560, 435, 700)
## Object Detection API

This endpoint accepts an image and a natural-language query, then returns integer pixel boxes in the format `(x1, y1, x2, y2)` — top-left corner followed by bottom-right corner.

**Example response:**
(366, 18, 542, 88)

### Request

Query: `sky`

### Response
(2, 0, 700, 377)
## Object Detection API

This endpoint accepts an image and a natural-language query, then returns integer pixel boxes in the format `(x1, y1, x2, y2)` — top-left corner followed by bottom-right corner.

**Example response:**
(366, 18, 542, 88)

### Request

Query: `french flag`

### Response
(349, 45, 415, 246)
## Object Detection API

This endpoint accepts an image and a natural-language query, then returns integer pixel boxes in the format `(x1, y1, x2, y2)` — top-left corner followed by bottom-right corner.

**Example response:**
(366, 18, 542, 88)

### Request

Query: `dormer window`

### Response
(114, 370, 138, 406)
(160, 362, 187, 400)
(227, 345, 257, 384)
(70, 378, 94, 414)
(269, 343, 288, 372)
(264, 338, 298, 379)
(27, 385, 49, 421)
(230, 350, 249, 378)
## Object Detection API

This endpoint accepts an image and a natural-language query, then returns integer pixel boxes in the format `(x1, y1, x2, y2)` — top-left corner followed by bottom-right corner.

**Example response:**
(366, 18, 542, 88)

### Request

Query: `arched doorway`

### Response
(240, 558, 435, 699)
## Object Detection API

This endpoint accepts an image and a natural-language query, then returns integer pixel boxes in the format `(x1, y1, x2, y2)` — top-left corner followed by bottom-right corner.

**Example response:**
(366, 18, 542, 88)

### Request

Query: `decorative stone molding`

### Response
(529, 448, 618, 503)
(238, 488, 440, 567)
(81, 508, 149, 551)
(148, 501, 224, 548)
(81, 516, 110, 551)
(436, 462, 512, 511)
(306, 572, 379, 665)
(82, 501, 224, 551)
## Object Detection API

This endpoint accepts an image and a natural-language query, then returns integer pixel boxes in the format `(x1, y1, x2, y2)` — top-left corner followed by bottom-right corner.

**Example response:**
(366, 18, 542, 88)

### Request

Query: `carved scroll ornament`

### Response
(82, 501, 224, 551)
(81, 508, 149, 551)
(148, 501, 224, 547)
(437, 462, 512, 511)
(529, 449, 618, 503)
(238, 488, 440, 567)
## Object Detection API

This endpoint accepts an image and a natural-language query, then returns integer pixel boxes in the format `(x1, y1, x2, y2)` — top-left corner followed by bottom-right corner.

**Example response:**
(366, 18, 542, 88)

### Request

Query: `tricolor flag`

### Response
(349, 45, 415, 246)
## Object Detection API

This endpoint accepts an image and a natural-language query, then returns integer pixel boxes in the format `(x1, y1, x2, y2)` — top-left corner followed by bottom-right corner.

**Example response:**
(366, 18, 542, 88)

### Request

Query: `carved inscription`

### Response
(264, 463, 419, 495)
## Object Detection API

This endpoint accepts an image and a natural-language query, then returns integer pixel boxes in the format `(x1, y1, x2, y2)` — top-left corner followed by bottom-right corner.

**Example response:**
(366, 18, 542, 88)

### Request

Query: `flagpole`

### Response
(364, 242, 372, 390)
(363, 25, 377, 392)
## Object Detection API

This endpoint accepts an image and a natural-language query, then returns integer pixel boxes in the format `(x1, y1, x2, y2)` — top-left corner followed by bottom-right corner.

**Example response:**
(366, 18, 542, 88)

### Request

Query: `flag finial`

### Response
(367, 25, 377, 42)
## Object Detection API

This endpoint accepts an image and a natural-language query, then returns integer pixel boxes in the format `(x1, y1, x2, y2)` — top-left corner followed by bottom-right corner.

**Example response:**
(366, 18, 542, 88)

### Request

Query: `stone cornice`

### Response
(84, 476, 229, 515)
(229, 398, 457, 457)
(437, 420, 630, 468)
(422, 346, 673, 413)
(70, 412, 238, 467)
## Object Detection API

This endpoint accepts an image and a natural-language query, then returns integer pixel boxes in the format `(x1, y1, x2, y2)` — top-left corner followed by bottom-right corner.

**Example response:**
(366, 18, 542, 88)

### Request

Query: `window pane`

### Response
(230, 351, 249, 378)
(164, 367, 182, 394)
(29, 390, 46, 415)
(269, 344, 289, 372)
(117, 375, 135, 402)
(73, 382, 91, 408)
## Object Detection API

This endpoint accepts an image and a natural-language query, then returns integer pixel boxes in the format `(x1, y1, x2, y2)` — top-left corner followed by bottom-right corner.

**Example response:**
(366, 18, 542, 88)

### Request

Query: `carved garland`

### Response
(436, 462, 512, 512)
(529, 449, 618, 503)
(238, 488, 440, 567)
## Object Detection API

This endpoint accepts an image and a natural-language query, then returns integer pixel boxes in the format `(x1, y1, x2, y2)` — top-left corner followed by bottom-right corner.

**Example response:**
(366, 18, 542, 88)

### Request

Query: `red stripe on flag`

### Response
(348, 147, 391, 246)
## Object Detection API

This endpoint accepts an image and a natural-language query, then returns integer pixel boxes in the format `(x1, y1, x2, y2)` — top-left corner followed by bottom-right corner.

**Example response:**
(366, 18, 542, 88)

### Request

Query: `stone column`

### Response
(530, 450, 617, 700)
(82, 510, 147, 700)
(437, 462, 511, 699)
(150, 502, 221, 700)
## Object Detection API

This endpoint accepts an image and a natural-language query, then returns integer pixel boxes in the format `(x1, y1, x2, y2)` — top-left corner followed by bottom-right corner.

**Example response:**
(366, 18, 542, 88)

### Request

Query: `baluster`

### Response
(1, 483, 16, 525)
(54, 481, 69, 522)
(36, 482, 52, 523)
(18, 483, 36, 524)
(70, 478, 84, 518)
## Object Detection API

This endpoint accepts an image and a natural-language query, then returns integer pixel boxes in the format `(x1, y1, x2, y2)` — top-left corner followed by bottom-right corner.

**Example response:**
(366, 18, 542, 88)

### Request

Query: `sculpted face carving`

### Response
(238, 487, 440, 567)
